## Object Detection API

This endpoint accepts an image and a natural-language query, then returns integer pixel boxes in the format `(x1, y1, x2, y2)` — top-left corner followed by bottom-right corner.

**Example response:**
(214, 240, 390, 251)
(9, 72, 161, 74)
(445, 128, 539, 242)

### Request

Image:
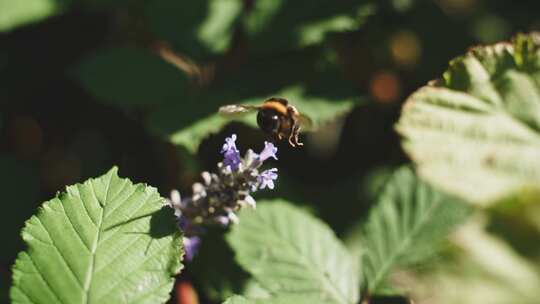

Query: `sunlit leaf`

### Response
(75, 47, 189, 107)
(145, 0, 242, 59)
(222, 292, 319, 304)
(223, 295, 251, 304)
(361, 166, 471, 293)
(241, 280, 271, 300)
(10, 167, 183, 304)
(227, 199, 360, 304)
(396, 32, 540, 205)
(0, 0, 71, 32)
(402, 218, 540, 304)
(243, 0, 375, 54)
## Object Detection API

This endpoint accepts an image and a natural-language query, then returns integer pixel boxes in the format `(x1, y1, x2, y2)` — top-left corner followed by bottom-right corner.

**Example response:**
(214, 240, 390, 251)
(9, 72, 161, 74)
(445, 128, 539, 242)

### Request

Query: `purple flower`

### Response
(258, 141, 278, 162)
(167, 134, 281, 263)
(177, 215, 190, 231)
(258, 168, 278, 190)
(215, 215, 230, 226)
(221, 134, 241, 170)
(221, 134, 238, 153)
(183, 236, 201, 262)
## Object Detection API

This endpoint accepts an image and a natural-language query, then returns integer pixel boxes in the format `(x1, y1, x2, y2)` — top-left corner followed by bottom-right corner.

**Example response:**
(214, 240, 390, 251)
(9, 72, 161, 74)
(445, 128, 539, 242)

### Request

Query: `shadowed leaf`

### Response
(75, 47, 189, 107)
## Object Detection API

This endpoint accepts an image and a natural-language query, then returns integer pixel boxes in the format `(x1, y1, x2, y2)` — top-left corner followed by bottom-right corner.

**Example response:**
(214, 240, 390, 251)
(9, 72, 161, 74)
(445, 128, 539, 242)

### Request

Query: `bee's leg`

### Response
(287, 122, 302, 147)
(286, 105, 304, 147)
(293, 124, 303, 146)
(288, 133, 296, 147)
(295, 126, 303, 146)
(287, 124, 296, 147)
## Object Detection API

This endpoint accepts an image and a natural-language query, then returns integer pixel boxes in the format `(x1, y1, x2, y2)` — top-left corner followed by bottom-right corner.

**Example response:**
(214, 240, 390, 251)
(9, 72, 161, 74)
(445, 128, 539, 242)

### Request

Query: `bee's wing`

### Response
(219, 104, 260, 117)
(297, 113, 314, 132)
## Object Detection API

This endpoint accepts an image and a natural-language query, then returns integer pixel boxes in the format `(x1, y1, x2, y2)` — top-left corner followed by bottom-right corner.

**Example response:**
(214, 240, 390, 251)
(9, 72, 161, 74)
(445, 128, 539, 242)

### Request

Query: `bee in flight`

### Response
(219, 97, 313, 147)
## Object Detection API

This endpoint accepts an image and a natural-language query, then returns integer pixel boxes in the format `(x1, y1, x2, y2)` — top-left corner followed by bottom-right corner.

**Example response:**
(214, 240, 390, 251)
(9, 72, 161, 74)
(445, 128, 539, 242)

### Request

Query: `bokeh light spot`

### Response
(390, 30, 422, 68)
(10, 115, 43, 159)
(370, 70, 402, 104)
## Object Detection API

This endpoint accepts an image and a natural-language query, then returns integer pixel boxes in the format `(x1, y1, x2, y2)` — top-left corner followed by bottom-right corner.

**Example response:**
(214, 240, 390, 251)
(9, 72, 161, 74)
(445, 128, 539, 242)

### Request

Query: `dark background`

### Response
(1, 0, 539, 302)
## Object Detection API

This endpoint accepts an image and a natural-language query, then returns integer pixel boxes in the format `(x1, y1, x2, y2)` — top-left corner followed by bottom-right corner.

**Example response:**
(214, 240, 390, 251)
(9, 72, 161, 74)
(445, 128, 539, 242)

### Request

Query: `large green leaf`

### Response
(75, 47, 189, 107)
(145, 0, 242, 59)
(396, 32, 540, 205)
(361, 166, 471, 294)
(0, 0, 71, 32)
(226, 200, 360, 304)
(10, 167, 183, 304)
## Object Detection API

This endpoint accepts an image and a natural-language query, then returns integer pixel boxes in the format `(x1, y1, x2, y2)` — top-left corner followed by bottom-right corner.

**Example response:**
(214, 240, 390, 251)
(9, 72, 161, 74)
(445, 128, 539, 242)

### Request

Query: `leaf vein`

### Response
(94, 238, 172, 302)
(35, 216, 85, 290)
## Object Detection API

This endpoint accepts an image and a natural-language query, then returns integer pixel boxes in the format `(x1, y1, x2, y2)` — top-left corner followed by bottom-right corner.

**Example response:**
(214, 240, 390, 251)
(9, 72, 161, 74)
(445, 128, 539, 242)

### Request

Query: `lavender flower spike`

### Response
(221, 134, 241, 170)
(167, 134, 280, 261)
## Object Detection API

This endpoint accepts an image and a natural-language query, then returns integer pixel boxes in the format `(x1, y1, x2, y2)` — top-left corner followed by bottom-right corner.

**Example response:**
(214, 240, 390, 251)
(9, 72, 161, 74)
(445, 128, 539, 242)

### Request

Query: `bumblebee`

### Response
(219, 97, 313, 147)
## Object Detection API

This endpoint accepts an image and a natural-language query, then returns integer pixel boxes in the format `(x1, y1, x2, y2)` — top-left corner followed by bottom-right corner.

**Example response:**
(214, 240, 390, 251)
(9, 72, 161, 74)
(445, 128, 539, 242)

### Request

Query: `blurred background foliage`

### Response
(1, 0, 540, 303)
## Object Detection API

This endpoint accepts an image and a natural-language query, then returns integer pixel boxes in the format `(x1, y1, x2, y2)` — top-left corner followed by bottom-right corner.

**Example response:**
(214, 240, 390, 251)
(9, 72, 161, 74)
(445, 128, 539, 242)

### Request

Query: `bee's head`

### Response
(257, 108, 281, 134)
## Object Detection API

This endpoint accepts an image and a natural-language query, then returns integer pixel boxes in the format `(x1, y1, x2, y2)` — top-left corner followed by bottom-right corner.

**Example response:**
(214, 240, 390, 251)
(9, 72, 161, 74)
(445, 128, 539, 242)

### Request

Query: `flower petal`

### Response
(183, 236, 201, 262)
(258, 168, 279, 190)
(221, 134, 238, 153)
(258, 141, 278, 162)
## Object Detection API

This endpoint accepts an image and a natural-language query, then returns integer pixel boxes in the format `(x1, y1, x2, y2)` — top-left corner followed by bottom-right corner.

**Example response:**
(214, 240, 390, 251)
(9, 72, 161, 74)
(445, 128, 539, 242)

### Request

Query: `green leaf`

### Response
(74, 47, 189, 107)
(226, 199, 360, 304)
(241, 280, 271, 300)
(189, 228, 251, 302)
(244, 0, 375, 54)
(396, 32, 540, 205)
(0, 0, 71, 32)
(223, 295, 251, 304)
(361, 166, 472, 293)
(403, 218, 540, 304)
(10, 167, 183, 304)
(145, 0, 242, 59)
(222, 293, 321, 304)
